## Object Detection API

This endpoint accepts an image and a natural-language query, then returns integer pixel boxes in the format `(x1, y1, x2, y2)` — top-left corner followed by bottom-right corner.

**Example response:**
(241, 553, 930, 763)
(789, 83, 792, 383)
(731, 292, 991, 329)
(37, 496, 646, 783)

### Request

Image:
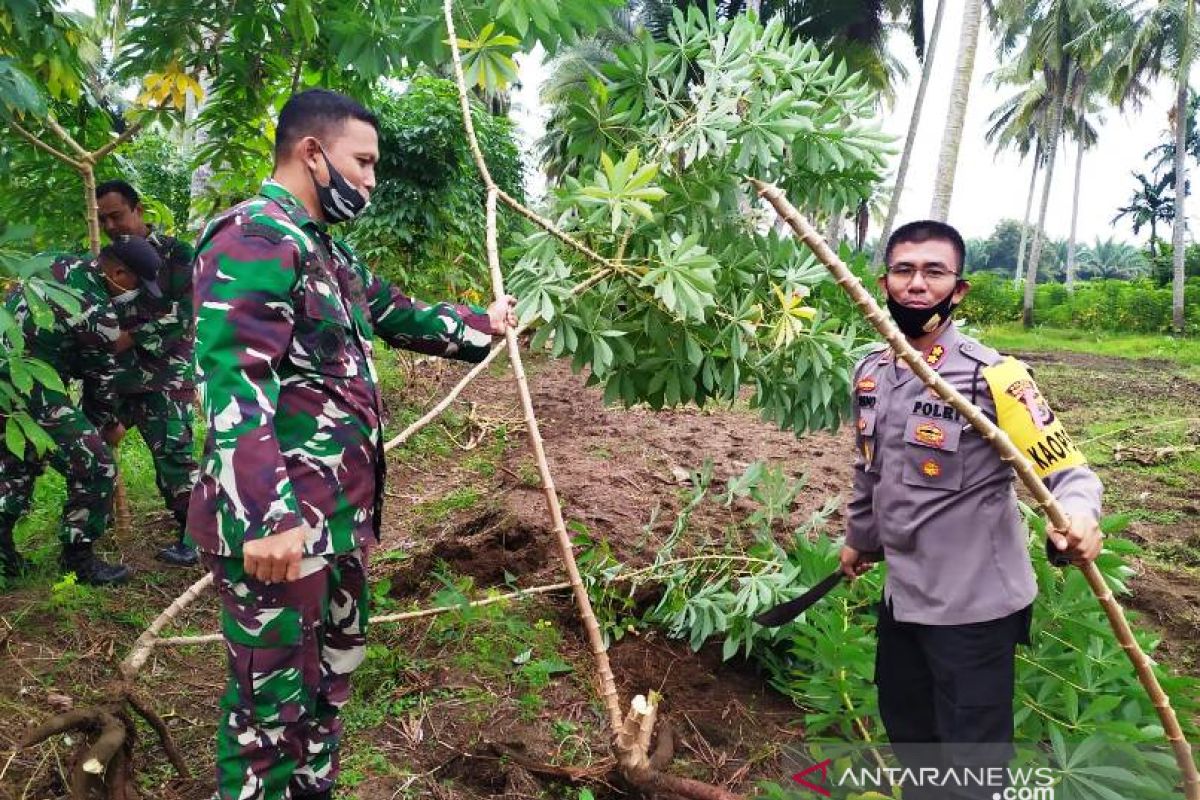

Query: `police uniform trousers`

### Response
(875, 596, 1032, 800)
(206, 550, 369, 800)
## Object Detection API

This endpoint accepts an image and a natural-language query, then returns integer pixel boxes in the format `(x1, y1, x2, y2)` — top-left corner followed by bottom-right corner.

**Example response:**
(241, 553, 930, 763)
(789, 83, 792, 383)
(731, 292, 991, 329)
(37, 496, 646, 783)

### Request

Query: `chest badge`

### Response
(914, 422, 946, 448)
(856, 376, 877, 393)
(921, 458, 942, 478)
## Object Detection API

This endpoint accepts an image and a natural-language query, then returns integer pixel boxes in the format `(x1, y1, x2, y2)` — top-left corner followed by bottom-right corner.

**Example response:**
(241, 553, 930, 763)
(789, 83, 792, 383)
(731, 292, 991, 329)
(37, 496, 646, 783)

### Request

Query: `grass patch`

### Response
(980, 323, 1200, 370)
(411, 487, 484, 524)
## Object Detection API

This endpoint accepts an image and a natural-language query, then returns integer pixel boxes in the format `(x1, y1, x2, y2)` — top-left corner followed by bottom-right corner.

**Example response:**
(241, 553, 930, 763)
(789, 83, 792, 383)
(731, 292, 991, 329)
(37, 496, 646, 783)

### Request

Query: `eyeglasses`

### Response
(885, 265, 960, 282)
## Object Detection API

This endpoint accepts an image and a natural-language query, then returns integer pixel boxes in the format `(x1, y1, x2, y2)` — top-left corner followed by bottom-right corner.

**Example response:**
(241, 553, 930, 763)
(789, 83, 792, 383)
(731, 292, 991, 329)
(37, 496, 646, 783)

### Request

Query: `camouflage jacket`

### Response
(1, 257, 122, 427)
(188, 180, 495, 557)
(107, 228, 196, 397)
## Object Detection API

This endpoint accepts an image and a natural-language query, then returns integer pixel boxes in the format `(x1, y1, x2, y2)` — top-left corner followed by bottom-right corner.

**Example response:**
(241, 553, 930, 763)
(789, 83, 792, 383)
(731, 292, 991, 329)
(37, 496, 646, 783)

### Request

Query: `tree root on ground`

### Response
(19, 684, 190, 799)
(474, 695, 742, 800)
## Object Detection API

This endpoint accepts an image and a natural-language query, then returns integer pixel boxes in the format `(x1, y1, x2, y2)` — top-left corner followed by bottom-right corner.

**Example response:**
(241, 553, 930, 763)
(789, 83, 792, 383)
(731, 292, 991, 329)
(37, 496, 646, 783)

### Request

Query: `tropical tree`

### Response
(1078, 237, 1149, 278)
(874, 0, 949, 268)
(929, 0, 983, 220)
(110, 0, 624, 215)
(985, 70, 1050, 283)
(1063, 92, 1103, 293)
(636, 0, 926, 103)
(990, 0, 1127, 325)
(515, 8, 892, 433)
(1113, 170, 1178, 255)
(1110, 0, 1200, 331)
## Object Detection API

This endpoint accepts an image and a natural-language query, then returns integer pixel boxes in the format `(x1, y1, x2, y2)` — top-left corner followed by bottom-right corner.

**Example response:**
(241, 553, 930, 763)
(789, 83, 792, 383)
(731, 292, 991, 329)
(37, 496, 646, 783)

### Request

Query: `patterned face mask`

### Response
(110, 287, 142, 305)
(309, 144, 370, 223)
(102, 270, 141, 304)
(886, 290, 960, 338)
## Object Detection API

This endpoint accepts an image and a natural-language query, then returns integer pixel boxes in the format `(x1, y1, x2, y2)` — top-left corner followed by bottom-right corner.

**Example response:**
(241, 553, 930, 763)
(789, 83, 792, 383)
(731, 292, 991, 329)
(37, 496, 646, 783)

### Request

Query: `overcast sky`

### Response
(511, 7, 1198, 247)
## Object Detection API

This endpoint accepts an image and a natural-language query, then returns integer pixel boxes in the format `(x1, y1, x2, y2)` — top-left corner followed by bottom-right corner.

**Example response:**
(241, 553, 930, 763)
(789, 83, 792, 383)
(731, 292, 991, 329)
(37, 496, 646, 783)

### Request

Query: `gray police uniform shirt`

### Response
(844, 324, 1103, 626)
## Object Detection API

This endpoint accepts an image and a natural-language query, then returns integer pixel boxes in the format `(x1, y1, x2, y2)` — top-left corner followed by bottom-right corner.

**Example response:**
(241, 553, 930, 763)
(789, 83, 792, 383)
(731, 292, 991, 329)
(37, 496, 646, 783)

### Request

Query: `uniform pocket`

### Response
(222, 603, 317, 725)
(291, 273, 355, 378)
(901, 416, 964, 491)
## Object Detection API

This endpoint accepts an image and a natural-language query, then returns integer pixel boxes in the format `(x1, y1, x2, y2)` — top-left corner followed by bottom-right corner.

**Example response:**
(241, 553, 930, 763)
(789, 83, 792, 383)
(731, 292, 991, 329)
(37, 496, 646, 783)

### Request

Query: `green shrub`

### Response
(957, 273, 1199, 335)
(345, 77, 524, 303)
(959, 272, 1021, 326)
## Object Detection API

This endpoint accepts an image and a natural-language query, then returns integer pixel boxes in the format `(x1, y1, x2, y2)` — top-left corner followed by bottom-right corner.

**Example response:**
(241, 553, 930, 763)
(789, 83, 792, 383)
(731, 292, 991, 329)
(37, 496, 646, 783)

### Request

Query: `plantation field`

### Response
(0, 331, 1197, 799)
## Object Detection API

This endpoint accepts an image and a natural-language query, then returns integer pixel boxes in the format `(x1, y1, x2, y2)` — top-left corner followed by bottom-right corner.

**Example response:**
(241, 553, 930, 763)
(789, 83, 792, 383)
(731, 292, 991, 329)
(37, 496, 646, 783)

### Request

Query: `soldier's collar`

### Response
(259, 180, 324, 232)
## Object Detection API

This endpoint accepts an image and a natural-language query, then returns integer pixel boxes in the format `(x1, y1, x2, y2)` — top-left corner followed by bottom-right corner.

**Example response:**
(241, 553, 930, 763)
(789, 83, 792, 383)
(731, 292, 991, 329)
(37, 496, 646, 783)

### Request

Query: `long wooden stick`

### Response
(751, 177, 1199, 800)
(444, 8, 740, 797)
(442, 0, 623, 735)
(148, 581, 573, 647)
(484, 187, 624, 732)
(381, 267, 613, 453)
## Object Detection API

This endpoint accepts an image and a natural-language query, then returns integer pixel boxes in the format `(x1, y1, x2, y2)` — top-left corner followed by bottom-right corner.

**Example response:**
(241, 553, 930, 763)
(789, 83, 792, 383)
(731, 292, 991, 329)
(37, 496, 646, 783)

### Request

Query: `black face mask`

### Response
(309, 145, 369, 223)
(886, 290, 960, 339)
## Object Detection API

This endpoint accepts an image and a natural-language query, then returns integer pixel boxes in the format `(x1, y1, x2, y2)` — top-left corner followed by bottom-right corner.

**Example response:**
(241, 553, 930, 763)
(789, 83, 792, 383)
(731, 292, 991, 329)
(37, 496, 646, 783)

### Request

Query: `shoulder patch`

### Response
(982, 357, 1085, 478)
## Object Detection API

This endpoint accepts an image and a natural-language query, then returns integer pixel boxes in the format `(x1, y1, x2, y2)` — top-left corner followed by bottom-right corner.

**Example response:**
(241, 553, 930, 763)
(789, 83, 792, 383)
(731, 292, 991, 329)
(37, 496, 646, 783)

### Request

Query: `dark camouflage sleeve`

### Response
(128, 241, 194, 357)
(354, 260, 494, 363)
(193, 222, 304, 543)
(64, 287, 123, 429)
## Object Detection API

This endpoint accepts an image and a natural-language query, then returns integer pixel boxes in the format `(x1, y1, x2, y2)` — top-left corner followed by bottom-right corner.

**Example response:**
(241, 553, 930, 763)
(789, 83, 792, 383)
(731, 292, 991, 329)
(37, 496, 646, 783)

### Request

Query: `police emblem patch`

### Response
(915, 422, 946, 448)
(1004, 378, 1055, 430)
(856, 376, 877, 393)
(921, 459, 941, 478)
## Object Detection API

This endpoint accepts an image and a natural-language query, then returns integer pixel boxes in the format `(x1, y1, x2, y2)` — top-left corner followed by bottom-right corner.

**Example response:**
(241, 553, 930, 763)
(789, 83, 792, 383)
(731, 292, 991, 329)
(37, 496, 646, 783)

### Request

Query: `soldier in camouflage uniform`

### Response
(0, 238, 165, 584)
(93, 180, 199, 566)
(190, 89, 516, 800)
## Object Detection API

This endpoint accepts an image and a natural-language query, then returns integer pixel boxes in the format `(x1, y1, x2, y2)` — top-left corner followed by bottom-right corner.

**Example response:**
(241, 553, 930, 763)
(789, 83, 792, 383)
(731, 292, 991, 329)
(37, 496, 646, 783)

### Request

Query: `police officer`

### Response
(841, 221, 1103, 799)
(0, 238, 164, 584)
(190, 89, 516, 800)
(92, 179, 199, 566)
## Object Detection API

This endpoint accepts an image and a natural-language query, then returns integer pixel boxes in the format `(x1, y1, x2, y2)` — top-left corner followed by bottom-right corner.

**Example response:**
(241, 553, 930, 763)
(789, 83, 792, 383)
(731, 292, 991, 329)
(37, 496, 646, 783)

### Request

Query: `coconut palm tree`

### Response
(985, 70, 1050, 283)
(929, 0, 983, 220)
(1113, 170, 1178, 256)
(1110, 0, 1199, 331)
(874, 0, 949, 267)
(1064, 91, 1104, 293)
(991, 0, 1127, 325)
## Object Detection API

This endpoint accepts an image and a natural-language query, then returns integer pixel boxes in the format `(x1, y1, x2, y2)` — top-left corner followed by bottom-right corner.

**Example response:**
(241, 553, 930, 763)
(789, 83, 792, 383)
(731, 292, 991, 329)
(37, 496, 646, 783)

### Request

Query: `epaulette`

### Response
(241, 221, 286, 245)
(854, 342, 890, 377)
(958, 338, 1002, 367)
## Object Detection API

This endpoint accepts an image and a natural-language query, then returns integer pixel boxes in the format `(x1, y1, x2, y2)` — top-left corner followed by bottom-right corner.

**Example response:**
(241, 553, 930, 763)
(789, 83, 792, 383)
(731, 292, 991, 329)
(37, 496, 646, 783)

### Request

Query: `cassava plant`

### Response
(578, 460, 1199, 799)
(510, 5, 893, 435)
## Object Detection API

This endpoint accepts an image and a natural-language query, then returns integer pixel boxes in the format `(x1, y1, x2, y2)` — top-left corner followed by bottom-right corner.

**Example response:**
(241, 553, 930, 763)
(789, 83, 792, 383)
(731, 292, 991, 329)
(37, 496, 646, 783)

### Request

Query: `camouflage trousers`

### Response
(110, 391, 197, 530)
(0, 398, 116, 546)
(207, 550, 369, 800)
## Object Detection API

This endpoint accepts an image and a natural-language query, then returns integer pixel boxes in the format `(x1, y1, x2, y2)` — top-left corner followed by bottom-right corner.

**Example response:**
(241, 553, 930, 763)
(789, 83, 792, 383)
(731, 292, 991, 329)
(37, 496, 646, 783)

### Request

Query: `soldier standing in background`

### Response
(92, 180, 199, 566)
(0, 238, 164, 584)
(190, 89, 516, 800)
